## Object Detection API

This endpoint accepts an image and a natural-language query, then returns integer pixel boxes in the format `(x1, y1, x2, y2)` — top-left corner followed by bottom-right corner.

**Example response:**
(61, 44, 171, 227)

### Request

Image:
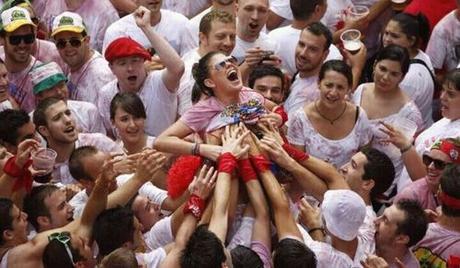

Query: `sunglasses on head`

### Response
(422, 154, 448, 170)
(55, 38, 85, 49)
(214, 56, 237, 71)
(8, 33, 35, 45)
(48, 232, 75, 265)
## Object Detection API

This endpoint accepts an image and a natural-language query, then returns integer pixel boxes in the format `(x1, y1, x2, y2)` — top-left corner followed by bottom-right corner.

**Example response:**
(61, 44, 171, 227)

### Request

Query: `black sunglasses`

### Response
(422, 154, 448, 170)
(8, 33, 35, 45)
(55, 38, 84, 49)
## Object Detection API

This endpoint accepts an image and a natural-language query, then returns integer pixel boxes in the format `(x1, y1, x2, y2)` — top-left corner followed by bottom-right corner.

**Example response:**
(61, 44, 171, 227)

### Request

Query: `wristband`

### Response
(238, 158, 257, 183)
(3, 156, 24, 178)
(273, 106, 288, 126)
(183, 194, 205, 220)
(308, 227, 324, 235)
(217, 152, 237, 174)
(282, 143, 309, 162)
(400, 143, 412, 154)
(250, 155, 271, 173)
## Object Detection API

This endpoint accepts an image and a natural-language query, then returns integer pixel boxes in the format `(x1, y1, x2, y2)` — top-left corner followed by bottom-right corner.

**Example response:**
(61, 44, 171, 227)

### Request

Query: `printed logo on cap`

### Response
(58, 16, 74, 26)
(11, 10, 26, 21)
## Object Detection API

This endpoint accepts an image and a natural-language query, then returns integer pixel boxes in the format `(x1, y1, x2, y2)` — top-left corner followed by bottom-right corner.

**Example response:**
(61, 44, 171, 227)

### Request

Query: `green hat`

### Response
(30, 62, 68, 95)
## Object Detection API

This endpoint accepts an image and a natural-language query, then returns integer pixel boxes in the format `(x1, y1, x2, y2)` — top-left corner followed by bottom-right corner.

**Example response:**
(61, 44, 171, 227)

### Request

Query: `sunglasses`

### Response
(8, 33, 35, 45)
(48, 232, 75, 265)
(214, 56, 237, 71)
(55, 38, 85, 49)
(422, 154, 448, 170)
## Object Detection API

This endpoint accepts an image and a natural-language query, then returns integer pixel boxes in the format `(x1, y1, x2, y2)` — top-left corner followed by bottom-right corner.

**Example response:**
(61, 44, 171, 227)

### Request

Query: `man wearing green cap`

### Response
(30, 61, 106, 134)
(0, 6, 41, 113)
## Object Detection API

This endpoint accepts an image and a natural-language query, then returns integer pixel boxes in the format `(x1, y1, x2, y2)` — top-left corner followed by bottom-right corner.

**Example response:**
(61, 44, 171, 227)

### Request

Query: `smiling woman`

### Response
(154, 51, 284, 160)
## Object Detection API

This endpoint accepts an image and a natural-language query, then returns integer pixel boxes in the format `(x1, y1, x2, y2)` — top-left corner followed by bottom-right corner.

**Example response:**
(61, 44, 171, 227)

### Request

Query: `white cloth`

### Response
(115, 135, 156, 152)
(227, 216, 255, 250)
(39, 0, 119, 52)
(98, 70, 177, 137)
(399, 50, 435, 129)
(102, 10, 189, 55)
(0, 99, 13, 112)
(162, 0, 210, 18)
(116, 174, 168, 207)
(68, 189, 89, 219)
(352, 84, 423, 195)
(181, 7, 211, 54)
(321, 0, 353, 33)
(284, 75, 319, 116)
(268, 25, 343, 76)
(67, 51, 115, 105)
(136, 248, 166, 268)
(29, 100, 106, 134)
(52, 133, 122, 185)
(231, 32, 280, 63)
(288, 106, 372, 168)
(269, 0, 293, 20)
(426, 10, 460, 71)
(177, 48, 201, 115)
(144, 216, 174, 251)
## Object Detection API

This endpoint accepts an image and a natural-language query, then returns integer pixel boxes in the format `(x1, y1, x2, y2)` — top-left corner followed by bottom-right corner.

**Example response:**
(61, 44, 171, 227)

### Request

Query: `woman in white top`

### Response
(288, 60, 372, 168)
(362, 13, 435, 129)
(352, 45, 423, 196)
(110, 92, 156, 155)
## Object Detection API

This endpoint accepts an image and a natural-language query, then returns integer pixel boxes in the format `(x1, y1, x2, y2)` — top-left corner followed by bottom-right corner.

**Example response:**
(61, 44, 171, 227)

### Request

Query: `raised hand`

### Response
(221, 124, 250, 159)
(257, 122, 284, 144)
(135, 149, 166, 182)
(361, 255, 391, 268)
(113, 153, 141, 175)
(133, 6, 151, 29)
(298, 197, 321, 229)
(379, 121, 412, 150)
(15, 139, 39, 168)
(189, 165, 217, 200)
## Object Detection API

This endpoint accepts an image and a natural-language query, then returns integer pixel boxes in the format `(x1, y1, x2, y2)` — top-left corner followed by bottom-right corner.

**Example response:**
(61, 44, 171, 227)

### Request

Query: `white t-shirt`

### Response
(399, 50, 435, 129)
(268, 25, 343, 76)
(283, 75, 319, 116)
(115, 135, 156, 152)
(144, 216, 174, 251)
(321, 0, 354, 33)
(30, 100, 106, 134)
(162, 0, 210, 18)
(102, 10, 189, 55)
(39, 0, 119, 52)
(352, 84, 423, 195)
(68, 189, 89, 219)
(288, 106, 372, 168)
(181, 7, 212, 54)
(269, 0, 293, 21)
(177, 48, 201, 115)
(67, 51, 115, 105)
(136, 248, 166, 267)
(52, 133, 123, 185)
(426, 10, 460, 71)
(231, 33, 280, 63)
(98, 70, 177, 137)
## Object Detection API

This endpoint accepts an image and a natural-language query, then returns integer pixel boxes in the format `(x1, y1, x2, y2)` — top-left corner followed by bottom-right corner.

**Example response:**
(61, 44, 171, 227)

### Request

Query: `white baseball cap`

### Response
(0, 6, 35, 32)
(321, 189, 366, 241)
(51, 11, 86, 37)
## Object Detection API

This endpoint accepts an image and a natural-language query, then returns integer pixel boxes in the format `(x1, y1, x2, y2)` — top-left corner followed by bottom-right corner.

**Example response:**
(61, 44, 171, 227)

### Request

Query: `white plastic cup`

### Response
(31, 148, 57, 172)
(348, 5, 369, 20)
(340, 29, 362, 54)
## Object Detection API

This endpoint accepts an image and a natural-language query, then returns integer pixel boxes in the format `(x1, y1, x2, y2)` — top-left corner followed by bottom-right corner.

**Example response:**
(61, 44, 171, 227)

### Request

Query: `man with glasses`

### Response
(51, 12, 115, 105)
(0, 6, 41, 113)
(98, 6, 184, 137)
(395, 138, 460, 211)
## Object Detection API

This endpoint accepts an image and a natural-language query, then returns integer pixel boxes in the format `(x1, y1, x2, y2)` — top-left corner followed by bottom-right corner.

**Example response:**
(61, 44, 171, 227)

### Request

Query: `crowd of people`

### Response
(0, 0, 459, 267)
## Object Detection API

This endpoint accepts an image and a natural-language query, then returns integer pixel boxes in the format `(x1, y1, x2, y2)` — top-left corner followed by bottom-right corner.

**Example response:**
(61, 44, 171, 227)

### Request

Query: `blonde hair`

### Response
(100, 248, 139, 268)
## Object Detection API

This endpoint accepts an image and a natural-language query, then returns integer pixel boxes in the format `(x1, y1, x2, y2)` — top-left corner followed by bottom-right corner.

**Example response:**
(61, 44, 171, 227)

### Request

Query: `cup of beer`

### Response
(340, 29, 362, 54)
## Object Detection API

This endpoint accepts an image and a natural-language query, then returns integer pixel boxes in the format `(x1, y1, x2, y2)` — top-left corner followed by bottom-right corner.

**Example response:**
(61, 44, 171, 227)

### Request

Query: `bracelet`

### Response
(249, 155, 271, 173)
(282, 143, 309, 162)
(183, 194, 205, 220)
(400, 143, 412, 154)
(308, 227, 324, 235)
(238, 158, 257, 183)
(217, 152, 238, 174)
(191, 143, 201, 156)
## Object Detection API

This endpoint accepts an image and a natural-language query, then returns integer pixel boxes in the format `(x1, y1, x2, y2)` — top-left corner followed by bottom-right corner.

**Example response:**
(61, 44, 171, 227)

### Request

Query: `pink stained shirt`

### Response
(180, 88, 266, 133)
(394, 177, 439, 211)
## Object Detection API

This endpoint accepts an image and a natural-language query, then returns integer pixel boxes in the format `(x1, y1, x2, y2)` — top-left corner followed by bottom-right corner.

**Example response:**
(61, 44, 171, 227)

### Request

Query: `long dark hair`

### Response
(191, 51, 222, 97)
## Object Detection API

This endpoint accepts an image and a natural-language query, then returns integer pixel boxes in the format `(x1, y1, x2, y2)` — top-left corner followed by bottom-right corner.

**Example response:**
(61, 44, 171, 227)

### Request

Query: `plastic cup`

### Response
(340, 29, 362, 54)
(348, 5, 369, 20)
(391, 0, 408, 11)
(32, 148, 57, 172)
(392, 117, 417, 139)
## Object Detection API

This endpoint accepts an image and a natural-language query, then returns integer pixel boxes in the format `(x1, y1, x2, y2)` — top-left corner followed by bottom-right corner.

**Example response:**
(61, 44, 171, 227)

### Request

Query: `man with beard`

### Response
(177, 9, 236, 115)
(103, 0, 189, 55)
(0, 6, 41, 113)
(182, 0, 236, 54)
(51, 12, 115, 105)
(32, 97, 122, 185)
(98, 6, 184, 137)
